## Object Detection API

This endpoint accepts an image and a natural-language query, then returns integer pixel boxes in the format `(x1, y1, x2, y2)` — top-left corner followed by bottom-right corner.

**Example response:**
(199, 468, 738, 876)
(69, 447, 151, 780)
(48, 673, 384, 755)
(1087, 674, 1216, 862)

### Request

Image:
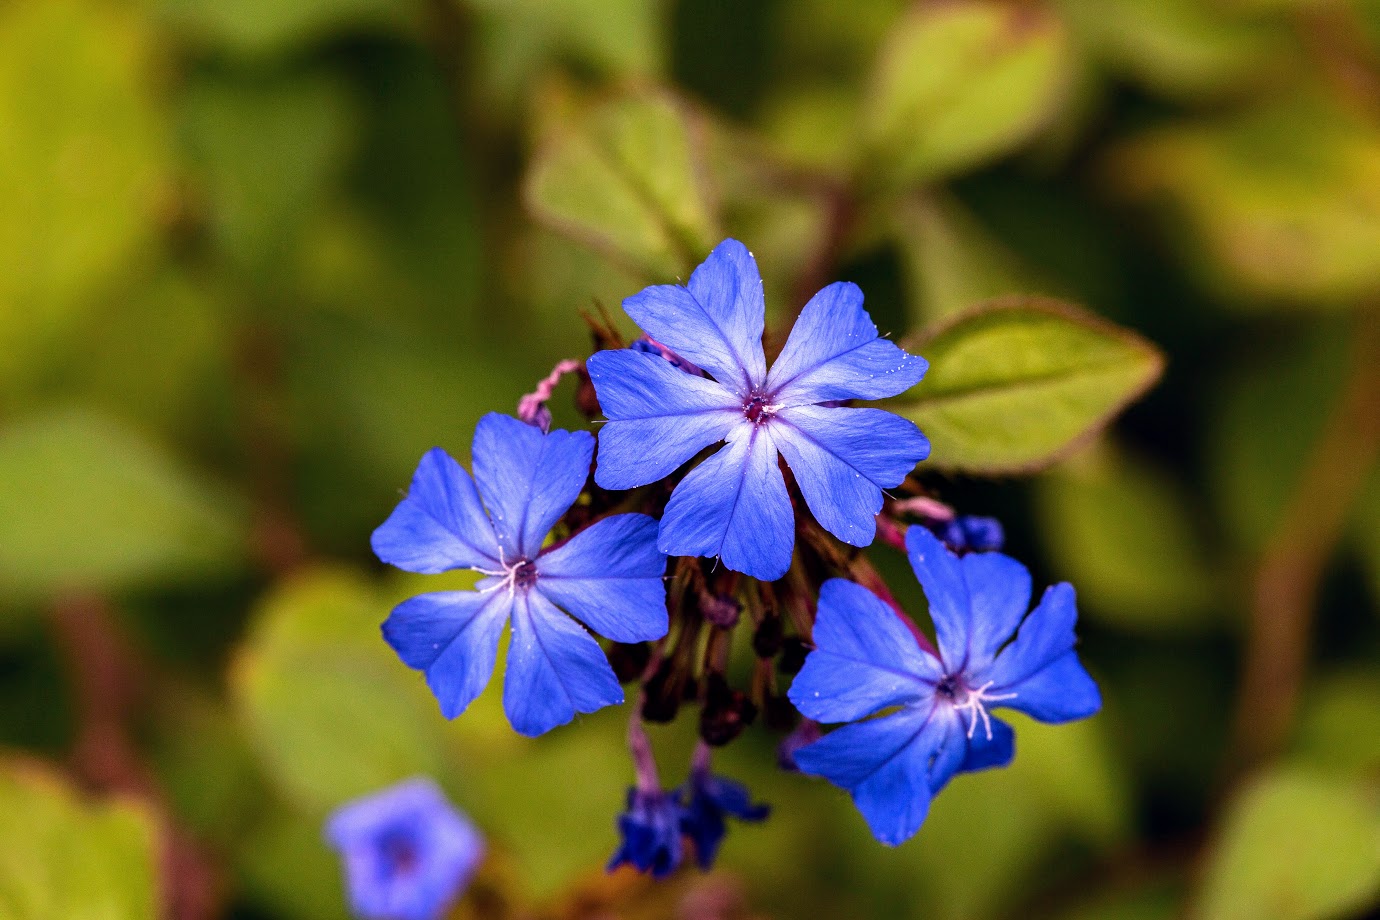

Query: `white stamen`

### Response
(951, 680, 1019, 741)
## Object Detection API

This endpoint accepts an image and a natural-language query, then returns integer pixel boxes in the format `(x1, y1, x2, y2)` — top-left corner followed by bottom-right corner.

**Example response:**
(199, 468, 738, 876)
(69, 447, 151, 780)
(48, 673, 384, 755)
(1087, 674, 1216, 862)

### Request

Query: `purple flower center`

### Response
(935, 674, 962, 701)
(378, 828, 421, 879)
(512, 559, 538, 590)
(742, 393, 774, 425)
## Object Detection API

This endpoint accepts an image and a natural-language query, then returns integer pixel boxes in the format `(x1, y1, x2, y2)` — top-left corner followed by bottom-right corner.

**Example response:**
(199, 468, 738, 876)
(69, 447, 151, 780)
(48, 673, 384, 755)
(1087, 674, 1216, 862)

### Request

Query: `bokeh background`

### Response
(2, 0, 1380, 918)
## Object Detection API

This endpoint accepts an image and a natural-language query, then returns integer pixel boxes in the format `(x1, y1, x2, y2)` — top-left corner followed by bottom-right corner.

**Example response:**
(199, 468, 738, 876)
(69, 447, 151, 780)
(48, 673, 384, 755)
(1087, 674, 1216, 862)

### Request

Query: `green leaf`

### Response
(894, 297, 1164, 474)
(524, 88, 718, 280)
(237, 805, 351, 920)
(1110, 94, 1380, 306)
(1294, 671, 1380, 775)
(0, 759, 160, 920)
(1194, 767, 1380, 920)
(1056, 0, 1290, 102)
(1035, 441, 1223, 633)
(232, 568, 451, 810)
(0, 410, 248, 602)
(180, 71, 356, 281)
(0, 0, 168, 390)
(863, 1, 1071, 185)
(160, 0, 417, 59)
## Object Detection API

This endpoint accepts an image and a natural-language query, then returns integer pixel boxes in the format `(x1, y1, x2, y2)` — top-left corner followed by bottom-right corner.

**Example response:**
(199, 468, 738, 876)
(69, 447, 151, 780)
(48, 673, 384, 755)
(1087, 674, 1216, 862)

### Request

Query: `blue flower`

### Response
(372, 413, 669, 736)
(608, 788, 685, 879)
(325, 778, 483, 920)
(678, 771, 769, 869)
(787, 526, 1101, 846)
(933, 514, 1005, 553)
(587, 239, 930, 581)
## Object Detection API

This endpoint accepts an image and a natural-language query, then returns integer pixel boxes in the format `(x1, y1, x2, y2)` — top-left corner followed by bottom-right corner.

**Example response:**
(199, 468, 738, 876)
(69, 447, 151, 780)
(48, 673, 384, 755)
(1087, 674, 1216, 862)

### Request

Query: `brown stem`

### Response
(50, 595, 224, 920)
(786, 186, 855, 326)
(1226, 312, 1380, 775)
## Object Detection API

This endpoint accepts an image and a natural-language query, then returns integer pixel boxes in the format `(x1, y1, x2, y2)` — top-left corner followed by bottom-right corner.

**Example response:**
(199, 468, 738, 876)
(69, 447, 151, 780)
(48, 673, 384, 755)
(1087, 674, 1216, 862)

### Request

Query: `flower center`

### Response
(742, 392, 776, 425)
(378, 829, 420, 877)
(472, 549, 539, 597)
(941, 677, 1019, 741)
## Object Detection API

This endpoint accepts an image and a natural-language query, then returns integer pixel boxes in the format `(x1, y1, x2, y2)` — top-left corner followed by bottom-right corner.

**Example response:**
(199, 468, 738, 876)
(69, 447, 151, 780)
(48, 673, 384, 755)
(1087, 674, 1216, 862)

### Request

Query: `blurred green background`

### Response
(2, 0, 1380, 918)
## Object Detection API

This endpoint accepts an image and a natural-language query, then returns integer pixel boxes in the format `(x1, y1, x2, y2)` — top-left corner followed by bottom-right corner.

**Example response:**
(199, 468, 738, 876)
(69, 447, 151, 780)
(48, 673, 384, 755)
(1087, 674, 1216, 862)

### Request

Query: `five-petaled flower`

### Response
(587, 238, 930, 581)
(788, 526, 1101, 845)
(325, 778, 484, 920)
(372, 413, 669, 736)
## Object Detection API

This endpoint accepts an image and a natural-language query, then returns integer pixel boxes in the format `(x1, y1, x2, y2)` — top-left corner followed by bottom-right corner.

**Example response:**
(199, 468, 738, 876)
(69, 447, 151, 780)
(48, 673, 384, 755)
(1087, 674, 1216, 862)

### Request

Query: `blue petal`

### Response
(587, 349, 741, 490)
(471, 413, 592, 560)
(959, 551, 1032, 669)
(535, 513, 669, 643)
(502, 590, 624, 736)
(994, 650, 1101, 723)
(924, 706, 971, 795)
(658, 424, 793, 581)
(773, 406, 929, 547)
(765, 281, 928, 405)
(372, 448, 501, 574)
(904, 526, 972, 671)
(382, 589, 511, 719)
(788, 578, 939, 724)
(904, 527, 1033, 673)
(622, 239, 767, 393)
(959, 716, 1015, 775)
(792, 708, 945, 846)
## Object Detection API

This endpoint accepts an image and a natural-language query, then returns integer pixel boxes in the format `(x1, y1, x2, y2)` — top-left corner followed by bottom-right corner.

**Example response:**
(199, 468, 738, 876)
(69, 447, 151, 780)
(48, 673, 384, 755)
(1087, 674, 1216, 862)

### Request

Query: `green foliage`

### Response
(894, 297, 1164, 473)
(0, 760, 160, 920)
(0, 410, 248, 604)
(1113, 94, 1380, 305)
(160, 0, 417, 59)
(1193, 767, 1380, 920)
(232, 568, 451, 810)
(0, 0, 168, 392)
(525, 89, 719, 280)
(863, 1, 1070, 186)
(1036, 442, 1222, 633)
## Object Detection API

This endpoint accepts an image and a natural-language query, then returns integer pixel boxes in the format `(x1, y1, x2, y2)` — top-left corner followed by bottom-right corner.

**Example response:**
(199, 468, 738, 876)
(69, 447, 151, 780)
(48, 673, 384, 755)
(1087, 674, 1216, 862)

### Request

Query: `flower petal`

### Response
(993, 650, 1102, 724)
(471, 413, 592, 559)
(587, 349, 741, 490)
(904, 525, 972, 671)
(959, 715, 1016, 775)
(792, 708, 946, 846)
(502, 590, 624, 736)
(382, 589, 511, 719)
(774, 405, 929, 547)
(536, 513, 669, 643)
(371, 448, 501, 573)
(959, 551, 1033, 668)
(788, 578, 938, 724)
(766, 281, 928, 405)
(658, 424, 793, 581)
(622, 239, 767, 393)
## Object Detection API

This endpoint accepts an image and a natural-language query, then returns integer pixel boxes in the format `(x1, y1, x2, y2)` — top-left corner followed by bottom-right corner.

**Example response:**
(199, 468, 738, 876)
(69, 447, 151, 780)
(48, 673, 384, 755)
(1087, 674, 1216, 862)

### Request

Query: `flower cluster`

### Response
(358, 238, 1101, 905)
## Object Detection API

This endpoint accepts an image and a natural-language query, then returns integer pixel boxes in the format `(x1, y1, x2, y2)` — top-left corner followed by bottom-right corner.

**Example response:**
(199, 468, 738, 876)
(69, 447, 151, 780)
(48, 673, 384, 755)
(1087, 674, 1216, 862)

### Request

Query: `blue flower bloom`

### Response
(933, 514, 1005, 553)
(787, 526, 1101, 846)
(587, 239, 930, 581)
(325, 778, 483, 920)
(372, 413, 669, 736)
(678, 771, 769, 869)
(608, 788, 685, 879)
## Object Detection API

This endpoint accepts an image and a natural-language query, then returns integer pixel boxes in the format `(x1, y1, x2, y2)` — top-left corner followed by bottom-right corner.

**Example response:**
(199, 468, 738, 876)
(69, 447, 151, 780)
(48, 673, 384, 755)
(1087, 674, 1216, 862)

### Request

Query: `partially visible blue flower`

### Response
(372, 413, 669, 736)
(933, 514, 1004, 553)
(325, 778, 483, 920)
(608, 788, 685, 879)
(588, 238, 930, 581)
(787, 527, 1101, 846)
(678, 771, 769, 869)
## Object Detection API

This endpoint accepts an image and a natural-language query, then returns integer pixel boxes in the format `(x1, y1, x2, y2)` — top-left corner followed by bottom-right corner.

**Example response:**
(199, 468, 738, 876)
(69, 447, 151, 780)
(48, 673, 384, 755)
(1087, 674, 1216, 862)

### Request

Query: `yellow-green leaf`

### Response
(863, 1, 1071, 185)
(895, 297, 1164, 474)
